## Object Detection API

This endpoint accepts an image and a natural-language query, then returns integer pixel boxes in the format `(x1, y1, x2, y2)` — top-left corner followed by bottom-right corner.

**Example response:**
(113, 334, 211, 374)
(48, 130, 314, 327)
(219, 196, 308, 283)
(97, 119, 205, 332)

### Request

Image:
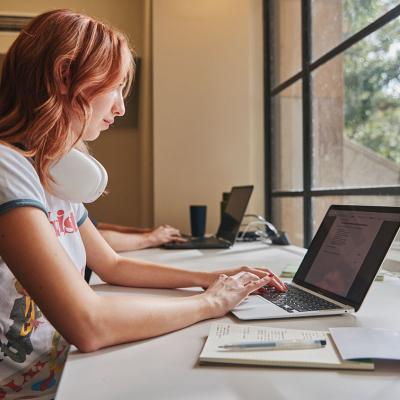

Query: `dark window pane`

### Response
(271, 0, 302, 87)
(272, 81, 303, 191)
(272, 197, 304, 246)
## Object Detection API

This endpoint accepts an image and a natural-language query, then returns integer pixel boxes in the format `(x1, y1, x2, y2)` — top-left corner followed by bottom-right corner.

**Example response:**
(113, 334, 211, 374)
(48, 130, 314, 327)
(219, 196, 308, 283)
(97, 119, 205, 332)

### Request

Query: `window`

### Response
(264, 0, 400, 247)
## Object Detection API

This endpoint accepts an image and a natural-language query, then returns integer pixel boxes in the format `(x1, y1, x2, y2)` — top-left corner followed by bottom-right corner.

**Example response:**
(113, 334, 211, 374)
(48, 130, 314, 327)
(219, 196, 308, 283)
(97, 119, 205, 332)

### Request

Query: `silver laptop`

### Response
(232, 205, 400, 320)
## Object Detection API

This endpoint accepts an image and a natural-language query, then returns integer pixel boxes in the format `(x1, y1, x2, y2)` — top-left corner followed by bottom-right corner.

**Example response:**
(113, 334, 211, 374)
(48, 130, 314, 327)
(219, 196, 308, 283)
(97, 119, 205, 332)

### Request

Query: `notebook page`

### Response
(199, 323, 374, 369)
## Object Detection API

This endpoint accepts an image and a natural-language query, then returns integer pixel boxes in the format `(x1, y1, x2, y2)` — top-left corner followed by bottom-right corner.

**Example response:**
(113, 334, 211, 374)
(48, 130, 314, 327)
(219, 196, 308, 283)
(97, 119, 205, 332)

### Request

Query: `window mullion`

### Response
(302, 0, 313, 247)
(263, 0, 273, 221)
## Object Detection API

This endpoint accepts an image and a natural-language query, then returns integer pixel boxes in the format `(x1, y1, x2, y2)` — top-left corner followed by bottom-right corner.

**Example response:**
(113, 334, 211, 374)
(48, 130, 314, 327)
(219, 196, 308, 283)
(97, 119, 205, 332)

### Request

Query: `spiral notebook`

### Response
(199, 323, 374, 370)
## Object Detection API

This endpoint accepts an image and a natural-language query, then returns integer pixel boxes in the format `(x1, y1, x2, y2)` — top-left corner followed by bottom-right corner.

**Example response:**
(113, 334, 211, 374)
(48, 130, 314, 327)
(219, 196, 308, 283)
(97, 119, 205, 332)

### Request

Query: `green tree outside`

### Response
(343, 0, 400, 165)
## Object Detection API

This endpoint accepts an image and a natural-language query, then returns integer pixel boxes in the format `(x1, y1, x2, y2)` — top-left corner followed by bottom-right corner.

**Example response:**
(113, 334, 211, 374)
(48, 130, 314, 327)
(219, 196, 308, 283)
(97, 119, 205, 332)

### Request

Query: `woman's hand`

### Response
(205, 266, 287, 292)
(146, 225, 186, 247)
(202, 271, 272, 318)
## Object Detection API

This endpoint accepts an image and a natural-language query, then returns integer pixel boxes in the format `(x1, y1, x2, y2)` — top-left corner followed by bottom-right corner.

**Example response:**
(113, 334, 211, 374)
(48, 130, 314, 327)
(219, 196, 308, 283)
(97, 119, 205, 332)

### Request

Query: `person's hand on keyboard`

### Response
(212, 266, 287, 293)
(146, 224, 187, 246)
(203, 271, 276, 318)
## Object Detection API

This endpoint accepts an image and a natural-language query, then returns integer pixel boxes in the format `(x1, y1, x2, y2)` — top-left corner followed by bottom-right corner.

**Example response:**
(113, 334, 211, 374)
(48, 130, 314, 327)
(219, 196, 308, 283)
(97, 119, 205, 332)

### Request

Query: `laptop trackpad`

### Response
(232, 295, 284, 319)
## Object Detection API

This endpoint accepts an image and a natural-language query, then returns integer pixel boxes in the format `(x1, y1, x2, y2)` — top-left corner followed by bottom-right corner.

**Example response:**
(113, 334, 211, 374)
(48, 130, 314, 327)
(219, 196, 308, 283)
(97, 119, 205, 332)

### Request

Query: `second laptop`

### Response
(163, 185, 253, 249)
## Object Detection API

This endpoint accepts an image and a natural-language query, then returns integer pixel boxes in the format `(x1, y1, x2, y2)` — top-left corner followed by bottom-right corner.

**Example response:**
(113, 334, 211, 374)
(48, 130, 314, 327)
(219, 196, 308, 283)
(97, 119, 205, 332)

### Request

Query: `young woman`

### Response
(0, 10, 286, 399)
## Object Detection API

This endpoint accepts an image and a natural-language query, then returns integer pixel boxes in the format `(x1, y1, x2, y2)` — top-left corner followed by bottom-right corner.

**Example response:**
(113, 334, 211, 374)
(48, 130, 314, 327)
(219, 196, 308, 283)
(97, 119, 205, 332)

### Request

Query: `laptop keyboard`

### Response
(189, 237, 222, 244)
(260, 284, 340, 313)
(164, 236, 231, 249)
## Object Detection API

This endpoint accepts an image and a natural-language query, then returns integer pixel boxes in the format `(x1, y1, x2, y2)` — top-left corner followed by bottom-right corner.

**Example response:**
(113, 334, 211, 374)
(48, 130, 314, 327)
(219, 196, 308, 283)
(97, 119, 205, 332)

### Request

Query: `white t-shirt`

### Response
(0, 144, 88, 399)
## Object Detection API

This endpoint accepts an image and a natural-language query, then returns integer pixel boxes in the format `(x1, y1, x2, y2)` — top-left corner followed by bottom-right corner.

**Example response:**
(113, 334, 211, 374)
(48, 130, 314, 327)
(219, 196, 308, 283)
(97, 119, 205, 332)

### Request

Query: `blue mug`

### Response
(190, 205, 207, 238)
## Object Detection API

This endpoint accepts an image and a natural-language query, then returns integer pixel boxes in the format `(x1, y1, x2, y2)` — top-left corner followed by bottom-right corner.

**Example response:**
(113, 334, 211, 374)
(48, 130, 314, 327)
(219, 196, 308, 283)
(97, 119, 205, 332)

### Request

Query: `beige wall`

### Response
(0, 0, 151, 227)
(153, 0, 265, 233)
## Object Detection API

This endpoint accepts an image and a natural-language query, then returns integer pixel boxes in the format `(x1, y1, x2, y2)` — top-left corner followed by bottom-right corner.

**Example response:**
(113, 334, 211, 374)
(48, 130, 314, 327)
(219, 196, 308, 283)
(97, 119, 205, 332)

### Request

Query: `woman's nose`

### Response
(112, 93, 125, 117)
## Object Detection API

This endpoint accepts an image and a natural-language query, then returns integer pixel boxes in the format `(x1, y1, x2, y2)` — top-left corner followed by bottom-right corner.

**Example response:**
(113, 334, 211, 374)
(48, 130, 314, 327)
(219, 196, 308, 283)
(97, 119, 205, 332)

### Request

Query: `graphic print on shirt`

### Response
(48, 209, 78, 237)
(0, 332, 68, 398)
(48, 208, 86, 277)
(0, 281, 43, 363)
(31, 332, 68, 392)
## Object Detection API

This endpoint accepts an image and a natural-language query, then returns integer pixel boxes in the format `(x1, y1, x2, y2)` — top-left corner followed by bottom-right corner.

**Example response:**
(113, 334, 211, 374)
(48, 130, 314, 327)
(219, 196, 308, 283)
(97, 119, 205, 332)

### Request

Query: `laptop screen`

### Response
(294, 205, 400, 310)
(216, 186, 253, 243)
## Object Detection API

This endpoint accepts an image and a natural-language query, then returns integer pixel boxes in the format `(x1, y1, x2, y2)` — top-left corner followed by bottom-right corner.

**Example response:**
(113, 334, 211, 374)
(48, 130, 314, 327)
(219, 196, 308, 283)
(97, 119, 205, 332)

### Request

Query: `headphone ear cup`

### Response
(85, 154, 108, 202)
(49, 149, 108, 203)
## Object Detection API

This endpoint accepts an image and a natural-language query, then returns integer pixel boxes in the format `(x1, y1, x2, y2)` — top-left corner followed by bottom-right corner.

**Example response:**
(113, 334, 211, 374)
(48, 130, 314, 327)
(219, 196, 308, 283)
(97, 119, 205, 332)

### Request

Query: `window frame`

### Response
(264, 0, 400, 247)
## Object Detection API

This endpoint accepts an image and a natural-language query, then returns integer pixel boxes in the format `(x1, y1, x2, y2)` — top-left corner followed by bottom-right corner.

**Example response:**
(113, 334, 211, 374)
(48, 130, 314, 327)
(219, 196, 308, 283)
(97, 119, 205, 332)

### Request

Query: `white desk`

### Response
(56, 243, 400, 400)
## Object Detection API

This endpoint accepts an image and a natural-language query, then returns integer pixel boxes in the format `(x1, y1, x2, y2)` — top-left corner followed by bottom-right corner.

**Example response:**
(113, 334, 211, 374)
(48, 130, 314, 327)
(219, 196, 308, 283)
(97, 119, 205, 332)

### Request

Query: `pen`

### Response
(218, 339, 327, 351)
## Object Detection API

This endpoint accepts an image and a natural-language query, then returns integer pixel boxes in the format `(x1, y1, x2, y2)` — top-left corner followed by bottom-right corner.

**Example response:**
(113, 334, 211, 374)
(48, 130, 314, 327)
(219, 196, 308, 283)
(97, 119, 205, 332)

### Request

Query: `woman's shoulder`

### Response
(0, 142, 34, 165)
(0, 143, 40, 181)
(0, 142, 46, 207)
(0, 142, 37, 173)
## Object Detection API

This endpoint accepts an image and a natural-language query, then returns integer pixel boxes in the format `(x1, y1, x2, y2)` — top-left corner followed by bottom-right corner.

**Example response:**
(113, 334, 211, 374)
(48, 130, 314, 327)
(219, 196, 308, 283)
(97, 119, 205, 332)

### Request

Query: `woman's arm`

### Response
(96, 221, 151, 234)
(0, 207, 270, 353)
(81, 219, 211, 287)
(81, 219, 287, 291)
(96, 224, 186, 252)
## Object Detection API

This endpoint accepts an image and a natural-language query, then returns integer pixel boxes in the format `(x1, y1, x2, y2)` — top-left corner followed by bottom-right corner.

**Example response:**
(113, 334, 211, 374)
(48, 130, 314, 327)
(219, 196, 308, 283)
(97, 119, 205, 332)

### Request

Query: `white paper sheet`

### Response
(329, 327, 400, 360)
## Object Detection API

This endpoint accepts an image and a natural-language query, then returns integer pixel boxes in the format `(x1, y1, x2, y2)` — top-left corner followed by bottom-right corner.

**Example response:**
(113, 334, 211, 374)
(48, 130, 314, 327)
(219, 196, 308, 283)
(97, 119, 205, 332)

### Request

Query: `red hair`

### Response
(0, 9, 135, 188)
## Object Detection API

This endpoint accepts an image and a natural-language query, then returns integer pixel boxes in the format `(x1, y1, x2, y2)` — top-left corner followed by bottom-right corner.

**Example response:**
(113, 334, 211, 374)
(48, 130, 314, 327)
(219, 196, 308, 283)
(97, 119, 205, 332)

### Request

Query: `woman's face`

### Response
(79, 82, 126, 141)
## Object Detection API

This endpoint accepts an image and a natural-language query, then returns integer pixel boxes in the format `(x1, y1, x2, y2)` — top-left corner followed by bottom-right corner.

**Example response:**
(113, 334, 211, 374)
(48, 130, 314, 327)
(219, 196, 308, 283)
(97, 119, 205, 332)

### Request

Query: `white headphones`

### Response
(49, 149, 108, 203)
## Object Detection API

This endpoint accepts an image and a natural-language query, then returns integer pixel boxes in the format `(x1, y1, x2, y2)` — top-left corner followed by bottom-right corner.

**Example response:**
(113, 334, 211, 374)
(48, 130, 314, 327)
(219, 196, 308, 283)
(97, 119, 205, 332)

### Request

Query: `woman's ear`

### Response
(58, 60, 72, 95)
(60, 80, 69, 95)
